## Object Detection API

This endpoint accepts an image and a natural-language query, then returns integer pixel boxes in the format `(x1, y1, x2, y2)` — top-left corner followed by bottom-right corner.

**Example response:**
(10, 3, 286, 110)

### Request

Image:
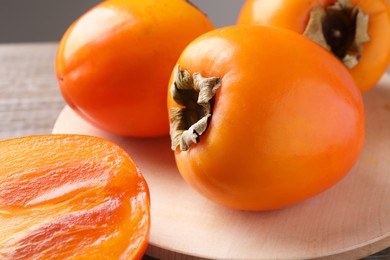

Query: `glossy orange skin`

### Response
(237, 0, 390, 92)
(56, 0, 214, 137)
(168, 25, 365, 211)
(0, 135, 150, 259)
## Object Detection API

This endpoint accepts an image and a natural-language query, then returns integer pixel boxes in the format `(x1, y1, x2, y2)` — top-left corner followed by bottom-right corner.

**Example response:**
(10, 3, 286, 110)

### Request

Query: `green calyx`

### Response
(169, 65, 221, 151)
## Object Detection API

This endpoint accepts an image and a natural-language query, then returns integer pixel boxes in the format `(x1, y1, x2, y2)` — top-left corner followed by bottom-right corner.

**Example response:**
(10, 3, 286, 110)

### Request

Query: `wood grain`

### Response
(1, 42, 389, 259)
(0, 43, 65, 140)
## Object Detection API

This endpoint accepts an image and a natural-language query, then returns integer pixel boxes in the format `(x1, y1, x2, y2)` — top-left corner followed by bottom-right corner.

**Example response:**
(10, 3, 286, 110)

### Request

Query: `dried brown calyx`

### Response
(303, 0, 370, 68)
(169, 65, 221, 151)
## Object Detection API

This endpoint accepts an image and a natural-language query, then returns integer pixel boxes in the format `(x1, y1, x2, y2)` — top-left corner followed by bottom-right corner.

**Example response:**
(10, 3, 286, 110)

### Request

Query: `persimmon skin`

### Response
(168, 25, 365, 211)
(0, 135, 150, 259)
(56, 0, 214, 137)
(237, 0, 390, 92)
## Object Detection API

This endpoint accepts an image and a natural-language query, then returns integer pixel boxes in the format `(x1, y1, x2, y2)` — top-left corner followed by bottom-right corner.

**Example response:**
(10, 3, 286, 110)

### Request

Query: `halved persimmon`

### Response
(0, 135, 150, 259)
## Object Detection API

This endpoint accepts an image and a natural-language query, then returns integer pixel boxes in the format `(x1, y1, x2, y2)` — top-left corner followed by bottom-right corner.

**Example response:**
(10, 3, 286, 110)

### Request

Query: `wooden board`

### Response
(52, 74, 390, 260)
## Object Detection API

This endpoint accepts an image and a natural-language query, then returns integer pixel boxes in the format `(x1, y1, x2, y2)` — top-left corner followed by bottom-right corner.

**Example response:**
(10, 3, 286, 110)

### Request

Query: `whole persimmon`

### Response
(237, 0, 390, 92)
(168, 25, 365, 211)
(56, 0, 214, 137)
(0, 135, 150, 259)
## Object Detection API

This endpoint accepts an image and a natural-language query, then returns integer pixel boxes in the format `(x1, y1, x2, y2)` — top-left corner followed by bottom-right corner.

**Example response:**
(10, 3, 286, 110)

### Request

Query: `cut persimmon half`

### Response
(0, 134, 150, 259)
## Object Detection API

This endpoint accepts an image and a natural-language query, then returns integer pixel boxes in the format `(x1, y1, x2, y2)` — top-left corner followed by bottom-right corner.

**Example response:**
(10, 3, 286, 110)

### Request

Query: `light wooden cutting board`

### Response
(52, 74, 390, 260)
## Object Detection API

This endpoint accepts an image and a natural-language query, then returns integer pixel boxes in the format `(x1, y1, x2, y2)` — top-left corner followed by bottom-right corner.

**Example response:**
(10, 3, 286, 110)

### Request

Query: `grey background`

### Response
(0, 0, 388, 73)
(0, 0, 246, 43)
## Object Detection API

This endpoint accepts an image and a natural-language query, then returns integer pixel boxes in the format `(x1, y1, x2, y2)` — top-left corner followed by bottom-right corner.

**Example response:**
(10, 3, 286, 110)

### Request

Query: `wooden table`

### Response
(1, 42, 389, 260)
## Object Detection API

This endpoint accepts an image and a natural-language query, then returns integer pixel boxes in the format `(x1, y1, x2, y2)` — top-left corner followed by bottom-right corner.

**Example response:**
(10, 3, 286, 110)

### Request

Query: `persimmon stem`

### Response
(303, 0, 369, 68)
(169, 65, 221, 151)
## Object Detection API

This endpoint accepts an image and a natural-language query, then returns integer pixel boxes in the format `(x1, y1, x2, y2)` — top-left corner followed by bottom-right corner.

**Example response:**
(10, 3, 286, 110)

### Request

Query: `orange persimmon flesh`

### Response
(0, 135, 150, 259)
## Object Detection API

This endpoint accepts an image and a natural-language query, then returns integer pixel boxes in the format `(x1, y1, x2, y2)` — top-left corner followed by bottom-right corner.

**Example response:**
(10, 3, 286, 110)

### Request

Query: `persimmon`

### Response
(168, 25, 365, 211)
(237, 0, 390, 92)
(0, 135, 150, 259)
(56, 0, 214, 137)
